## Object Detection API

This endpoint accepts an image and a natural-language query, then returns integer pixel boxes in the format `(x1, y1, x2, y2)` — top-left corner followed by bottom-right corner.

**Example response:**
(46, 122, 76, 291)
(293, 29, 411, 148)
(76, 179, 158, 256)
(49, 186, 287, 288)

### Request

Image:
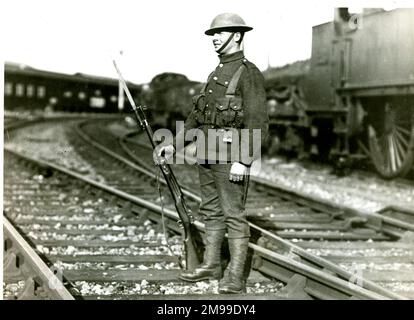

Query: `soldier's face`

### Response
(212, 31, 239, 54)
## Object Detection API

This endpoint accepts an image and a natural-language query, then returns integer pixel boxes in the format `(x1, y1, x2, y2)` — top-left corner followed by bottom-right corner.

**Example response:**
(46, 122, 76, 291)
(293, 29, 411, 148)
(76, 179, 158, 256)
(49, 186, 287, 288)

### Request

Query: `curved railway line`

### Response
(3, 116, 414, 300)
(117, 124, 414, 238)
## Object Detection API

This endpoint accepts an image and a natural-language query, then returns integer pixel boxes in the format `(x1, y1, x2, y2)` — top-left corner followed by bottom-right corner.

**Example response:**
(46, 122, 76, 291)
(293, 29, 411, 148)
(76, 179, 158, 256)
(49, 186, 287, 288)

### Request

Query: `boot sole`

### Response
(179, 275, 221, 282)
(218, 288, 246, 294)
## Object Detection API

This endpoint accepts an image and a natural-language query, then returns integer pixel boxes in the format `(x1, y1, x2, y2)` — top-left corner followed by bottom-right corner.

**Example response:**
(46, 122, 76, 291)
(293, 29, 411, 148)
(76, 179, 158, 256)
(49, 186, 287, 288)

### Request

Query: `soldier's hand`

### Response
(229, 162, 248, 182)
(153, 144, 175, 165)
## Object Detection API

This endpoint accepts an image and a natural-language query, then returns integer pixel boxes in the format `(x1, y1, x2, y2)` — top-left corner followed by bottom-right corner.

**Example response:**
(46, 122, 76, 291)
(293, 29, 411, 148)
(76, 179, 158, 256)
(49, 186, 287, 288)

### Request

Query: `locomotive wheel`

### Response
(367, 99, 414, 178)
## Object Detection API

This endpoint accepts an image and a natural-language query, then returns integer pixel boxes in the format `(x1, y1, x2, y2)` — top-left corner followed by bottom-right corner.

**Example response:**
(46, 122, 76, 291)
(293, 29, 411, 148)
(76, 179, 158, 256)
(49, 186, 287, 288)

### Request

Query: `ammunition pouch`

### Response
(195, 63, 246, 128)
(214, 96, 244, 127)
(193, 94, 206, 124)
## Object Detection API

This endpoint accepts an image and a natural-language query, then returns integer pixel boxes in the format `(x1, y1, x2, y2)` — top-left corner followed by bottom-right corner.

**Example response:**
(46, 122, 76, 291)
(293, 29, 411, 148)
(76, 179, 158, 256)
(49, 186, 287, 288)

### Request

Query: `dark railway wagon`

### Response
(263, 8, 414, 178)
(4, 62, 142, 113)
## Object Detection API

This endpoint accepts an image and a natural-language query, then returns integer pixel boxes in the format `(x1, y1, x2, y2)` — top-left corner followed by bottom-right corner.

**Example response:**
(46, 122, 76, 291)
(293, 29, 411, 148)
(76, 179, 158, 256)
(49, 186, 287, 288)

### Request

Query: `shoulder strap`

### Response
(225, 64, 246, 97)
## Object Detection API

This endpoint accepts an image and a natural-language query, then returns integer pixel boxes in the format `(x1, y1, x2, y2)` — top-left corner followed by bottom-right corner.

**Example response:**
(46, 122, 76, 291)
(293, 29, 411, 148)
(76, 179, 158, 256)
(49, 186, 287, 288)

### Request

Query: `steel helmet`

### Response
(205, 13, 253, 35)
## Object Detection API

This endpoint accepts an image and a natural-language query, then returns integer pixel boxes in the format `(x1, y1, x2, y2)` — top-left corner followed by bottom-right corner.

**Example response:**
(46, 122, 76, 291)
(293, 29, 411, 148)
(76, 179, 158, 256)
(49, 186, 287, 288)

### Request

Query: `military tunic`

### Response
(175, 50, 269, 166)
(176, 50, 269, 238)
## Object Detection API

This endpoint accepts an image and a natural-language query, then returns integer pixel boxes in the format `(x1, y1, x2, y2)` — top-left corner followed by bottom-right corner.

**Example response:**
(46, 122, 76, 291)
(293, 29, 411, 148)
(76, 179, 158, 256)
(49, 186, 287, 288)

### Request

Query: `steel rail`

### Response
(248, 243, 387, 300)
(120, 134, 414, 235)
(253, 176, 414, 235)
(5, 119, 405, 299)
(4, 148, 395, 300)
(116, 130, 408, 300)
(3, 216, 75, 300)
(116, 132, 409, 299)
(5, 116, 410, 299)
(16, 118, 410, 300)
(75, 122, 407, 299)
(75, 121, 200, 202)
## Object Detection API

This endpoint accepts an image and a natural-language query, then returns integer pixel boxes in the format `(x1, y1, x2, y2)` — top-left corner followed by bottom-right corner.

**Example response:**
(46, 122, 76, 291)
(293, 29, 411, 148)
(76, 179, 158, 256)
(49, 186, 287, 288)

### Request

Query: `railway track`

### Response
(260, 156, 414, 210)
(78, 118, 414, 298)
(118, 125, 414, 238)
(3, 148, 383, 300)
(3, 117, 413, 300)
(3, 216, 74, 300)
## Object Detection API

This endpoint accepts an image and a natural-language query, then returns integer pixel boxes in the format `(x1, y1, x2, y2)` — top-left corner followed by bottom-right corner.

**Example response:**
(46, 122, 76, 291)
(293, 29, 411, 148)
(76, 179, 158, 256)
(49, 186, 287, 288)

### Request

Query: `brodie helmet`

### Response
(205, 13, 253, 36)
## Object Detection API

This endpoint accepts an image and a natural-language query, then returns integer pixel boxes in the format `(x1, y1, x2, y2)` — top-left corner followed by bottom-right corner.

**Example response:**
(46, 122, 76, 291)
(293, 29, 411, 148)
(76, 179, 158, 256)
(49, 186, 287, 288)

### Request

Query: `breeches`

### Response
(197, 163, 250, 239)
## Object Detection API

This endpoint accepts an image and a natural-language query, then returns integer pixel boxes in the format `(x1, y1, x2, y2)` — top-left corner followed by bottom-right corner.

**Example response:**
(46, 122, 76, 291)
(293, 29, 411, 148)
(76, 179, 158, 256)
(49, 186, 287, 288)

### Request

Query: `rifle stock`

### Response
(112, 59, 200, 270)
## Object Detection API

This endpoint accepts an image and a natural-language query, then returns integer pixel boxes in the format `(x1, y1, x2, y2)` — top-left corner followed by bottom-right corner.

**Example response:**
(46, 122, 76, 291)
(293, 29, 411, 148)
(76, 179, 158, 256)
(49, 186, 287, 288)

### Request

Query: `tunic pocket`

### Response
(214, 96, 243, 127)
(230, 100, 244, 127)
(216, 77, 231, 88)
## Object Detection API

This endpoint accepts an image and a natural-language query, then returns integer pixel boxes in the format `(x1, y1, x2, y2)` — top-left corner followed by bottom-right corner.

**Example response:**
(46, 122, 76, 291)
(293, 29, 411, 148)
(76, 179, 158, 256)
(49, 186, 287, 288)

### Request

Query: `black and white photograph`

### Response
(2, 0, 414, 304)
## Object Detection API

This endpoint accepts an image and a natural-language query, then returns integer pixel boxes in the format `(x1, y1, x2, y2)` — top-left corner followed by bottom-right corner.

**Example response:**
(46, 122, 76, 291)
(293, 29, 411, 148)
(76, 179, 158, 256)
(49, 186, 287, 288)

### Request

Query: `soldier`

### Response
(155, 13, 268, 294)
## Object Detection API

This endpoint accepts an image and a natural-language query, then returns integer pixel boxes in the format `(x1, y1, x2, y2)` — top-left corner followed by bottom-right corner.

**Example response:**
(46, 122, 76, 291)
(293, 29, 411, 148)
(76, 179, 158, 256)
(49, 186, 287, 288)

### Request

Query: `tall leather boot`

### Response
(218, 237, 249, 294)
(179, 229, 225, 282)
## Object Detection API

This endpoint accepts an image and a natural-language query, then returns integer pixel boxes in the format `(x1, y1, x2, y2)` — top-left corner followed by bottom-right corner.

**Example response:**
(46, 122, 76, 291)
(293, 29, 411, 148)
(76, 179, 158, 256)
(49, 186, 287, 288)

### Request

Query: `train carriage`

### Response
(4, 63, 142, 113)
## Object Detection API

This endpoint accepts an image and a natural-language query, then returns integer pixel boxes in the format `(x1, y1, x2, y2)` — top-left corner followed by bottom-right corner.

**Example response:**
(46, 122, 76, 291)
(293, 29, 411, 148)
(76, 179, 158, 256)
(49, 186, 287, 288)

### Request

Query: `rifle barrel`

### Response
(112, 59, 200, 269)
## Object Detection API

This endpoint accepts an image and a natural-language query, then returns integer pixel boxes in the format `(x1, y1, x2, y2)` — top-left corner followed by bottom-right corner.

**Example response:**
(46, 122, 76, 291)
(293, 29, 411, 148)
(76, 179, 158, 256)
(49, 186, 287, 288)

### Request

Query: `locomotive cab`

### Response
(265, 8, 414, 178)
(329, 8, 414, 178)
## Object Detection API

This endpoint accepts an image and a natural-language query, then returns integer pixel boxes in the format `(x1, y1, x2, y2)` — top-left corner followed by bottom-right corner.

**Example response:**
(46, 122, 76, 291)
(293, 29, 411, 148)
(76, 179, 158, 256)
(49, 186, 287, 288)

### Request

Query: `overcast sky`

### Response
(2, 0, 411, 84)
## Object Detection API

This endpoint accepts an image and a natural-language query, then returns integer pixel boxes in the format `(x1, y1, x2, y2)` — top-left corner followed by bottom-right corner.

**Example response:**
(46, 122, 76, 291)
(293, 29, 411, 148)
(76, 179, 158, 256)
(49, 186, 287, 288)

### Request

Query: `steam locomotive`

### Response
(140, 72, 203, 130)
(261, 8, 414, 178)
(145, 8, 414, 179)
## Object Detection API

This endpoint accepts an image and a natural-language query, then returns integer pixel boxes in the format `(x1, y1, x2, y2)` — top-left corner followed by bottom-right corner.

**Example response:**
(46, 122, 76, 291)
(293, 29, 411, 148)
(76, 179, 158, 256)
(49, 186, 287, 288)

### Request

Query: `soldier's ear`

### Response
(235, 32, 244, 44)
(234, 32, 241, 42)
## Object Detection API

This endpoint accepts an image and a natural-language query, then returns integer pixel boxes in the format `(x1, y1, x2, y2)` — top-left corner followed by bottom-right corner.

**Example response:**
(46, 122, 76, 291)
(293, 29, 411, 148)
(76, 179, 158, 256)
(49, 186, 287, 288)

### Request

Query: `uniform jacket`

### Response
(174, 50, 268, 166)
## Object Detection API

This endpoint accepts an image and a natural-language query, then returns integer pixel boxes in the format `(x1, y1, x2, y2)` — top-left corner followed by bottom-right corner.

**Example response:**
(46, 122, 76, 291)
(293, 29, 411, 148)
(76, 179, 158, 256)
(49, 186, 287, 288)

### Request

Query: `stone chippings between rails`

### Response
(303, 244, 414, 297)
(2, 158, 174, 297)
(3, 124, 283, 298)
(253, 158, 414, 212)
(125, 124, 414, 298)
(3, 281, 27, 300)
(71, 280, 284, 297)
(5, 119, 413, 294)
(4, 121, 106, 183)
(4, 159, 283, 298)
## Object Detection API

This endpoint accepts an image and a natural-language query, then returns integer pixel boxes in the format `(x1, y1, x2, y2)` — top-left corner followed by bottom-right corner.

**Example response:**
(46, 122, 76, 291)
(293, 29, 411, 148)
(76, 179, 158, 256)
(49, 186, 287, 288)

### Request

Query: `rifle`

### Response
(112, 59, 200, 270)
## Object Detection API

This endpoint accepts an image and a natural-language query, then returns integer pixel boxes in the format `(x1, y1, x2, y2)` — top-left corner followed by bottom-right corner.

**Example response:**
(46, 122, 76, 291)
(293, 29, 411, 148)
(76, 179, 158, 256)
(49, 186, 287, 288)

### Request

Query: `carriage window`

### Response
(16, 84, 24, 97)
(90, 97, 106, 108)
(64, 91, 73, 98)
(37, 86, 46, 98)
(26, 85, 34, 97)
(5, 82, 13, 96)
(78, 92, 86, 100)
(49, 97, 58, 105)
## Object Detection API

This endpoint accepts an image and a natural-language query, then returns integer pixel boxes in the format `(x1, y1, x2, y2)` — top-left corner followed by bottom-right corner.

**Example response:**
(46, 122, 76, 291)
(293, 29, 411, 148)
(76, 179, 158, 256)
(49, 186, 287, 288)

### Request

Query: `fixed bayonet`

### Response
(112, 59, 200, 270)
